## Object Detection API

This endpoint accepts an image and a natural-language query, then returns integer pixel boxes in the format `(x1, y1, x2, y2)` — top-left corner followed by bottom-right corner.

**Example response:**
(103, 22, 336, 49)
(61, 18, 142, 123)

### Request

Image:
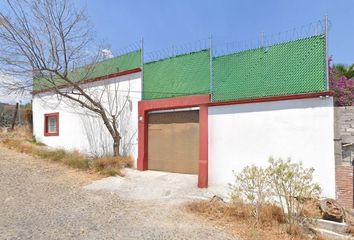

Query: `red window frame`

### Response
(44, 112, 59, 136)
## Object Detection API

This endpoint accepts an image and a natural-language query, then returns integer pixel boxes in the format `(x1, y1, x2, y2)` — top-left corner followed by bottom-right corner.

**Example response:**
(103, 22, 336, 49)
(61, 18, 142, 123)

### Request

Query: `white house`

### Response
(33, 51, 142, 167)
(32, 34, 348, 206)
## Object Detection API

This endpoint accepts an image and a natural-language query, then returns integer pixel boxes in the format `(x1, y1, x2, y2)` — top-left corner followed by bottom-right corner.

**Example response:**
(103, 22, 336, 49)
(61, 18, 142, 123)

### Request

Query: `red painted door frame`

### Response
(137, 94, 210, 188)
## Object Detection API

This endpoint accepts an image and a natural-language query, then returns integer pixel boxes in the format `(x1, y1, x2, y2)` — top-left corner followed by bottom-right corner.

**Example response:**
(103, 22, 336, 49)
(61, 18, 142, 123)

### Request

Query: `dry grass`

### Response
(92, 155, 133, 176)
(186, 199, 252, 221)
(185, 200, 310, 240)
(0, 127, 132, 176)
(33, 148, 89, 170)
(285, 224, 306, 239)
(2, 139, 35, 154)
(62, 152, 90, 170)
(34, 149, 67, 162)
(0, 125, 32, 140)
(185, 200, 285, 227)
(314, 234, 329, 240)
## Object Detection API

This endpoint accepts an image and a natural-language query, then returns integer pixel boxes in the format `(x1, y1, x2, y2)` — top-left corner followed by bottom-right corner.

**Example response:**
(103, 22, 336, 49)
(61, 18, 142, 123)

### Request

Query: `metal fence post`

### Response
(209, 35, 213, 101)
(260, 31, 265, 48)
(324, 15, 329, 90)
(141, 37, 144, 100)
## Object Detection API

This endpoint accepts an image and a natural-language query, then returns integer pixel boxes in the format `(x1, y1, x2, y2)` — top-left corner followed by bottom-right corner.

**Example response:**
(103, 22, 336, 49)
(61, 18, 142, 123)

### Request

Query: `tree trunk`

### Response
(10, 102, 19, 130)
(113, 135, 121, 156)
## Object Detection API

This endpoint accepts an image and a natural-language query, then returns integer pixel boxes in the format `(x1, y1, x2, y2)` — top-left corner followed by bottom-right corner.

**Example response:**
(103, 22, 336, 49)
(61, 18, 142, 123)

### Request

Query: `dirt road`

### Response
(0, 147, 236, 240)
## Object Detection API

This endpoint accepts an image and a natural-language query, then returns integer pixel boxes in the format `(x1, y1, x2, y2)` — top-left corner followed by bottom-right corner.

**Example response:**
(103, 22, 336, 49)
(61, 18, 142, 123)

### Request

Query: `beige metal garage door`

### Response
(148, 110, 199, 174)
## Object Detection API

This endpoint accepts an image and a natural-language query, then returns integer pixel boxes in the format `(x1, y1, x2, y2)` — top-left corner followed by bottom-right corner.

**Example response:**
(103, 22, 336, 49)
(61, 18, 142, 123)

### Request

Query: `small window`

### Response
(44, 113, 59, 136)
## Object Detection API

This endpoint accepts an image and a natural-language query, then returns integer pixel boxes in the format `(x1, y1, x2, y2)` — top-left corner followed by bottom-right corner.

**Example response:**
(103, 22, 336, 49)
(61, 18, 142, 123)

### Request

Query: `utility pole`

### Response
(18, 100, 21, 125)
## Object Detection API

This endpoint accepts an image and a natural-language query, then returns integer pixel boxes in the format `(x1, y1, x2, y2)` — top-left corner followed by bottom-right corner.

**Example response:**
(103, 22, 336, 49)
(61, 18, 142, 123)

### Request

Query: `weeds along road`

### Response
(0, 146, 236, 240)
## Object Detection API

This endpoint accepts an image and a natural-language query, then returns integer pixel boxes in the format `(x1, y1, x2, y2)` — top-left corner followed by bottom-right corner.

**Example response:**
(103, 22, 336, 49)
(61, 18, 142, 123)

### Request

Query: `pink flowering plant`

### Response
(329, 58, 354, 106)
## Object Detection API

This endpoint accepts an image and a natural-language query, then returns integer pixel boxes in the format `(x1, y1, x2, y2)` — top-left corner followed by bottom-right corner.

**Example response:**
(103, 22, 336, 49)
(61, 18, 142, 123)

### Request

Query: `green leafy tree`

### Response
(333, 64, 354, 79)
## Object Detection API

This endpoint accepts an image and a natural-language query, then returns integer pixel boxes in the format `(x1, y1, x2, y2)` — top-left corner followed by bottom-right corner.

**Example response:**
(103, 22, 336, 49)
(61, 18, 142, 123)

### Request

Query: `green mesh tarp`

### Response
(212, 35, 327, 101)
(33, 50, 141, 92)
(143, 50, 210, 100)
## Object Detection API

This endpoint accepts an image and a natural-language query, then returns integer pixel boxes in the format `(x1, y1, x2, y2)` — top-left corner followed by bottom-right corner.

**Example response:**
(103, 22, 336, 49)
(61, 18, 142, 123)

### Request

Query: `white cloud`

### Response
(99, 49, 114, 59)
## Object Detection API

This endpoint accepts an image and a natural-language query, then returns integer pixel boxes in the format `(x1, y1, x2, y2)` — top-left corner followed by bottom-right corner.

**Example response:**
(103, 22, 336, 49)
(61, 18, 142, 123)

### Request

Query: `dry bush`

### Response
(230, 165, 271, 224)
(92, 155, 133, 176)
(346, 225, 354, 236)
(301, 199, 322, 219)
(267, 158, 321, 234)
(229, 158, 321, 237)
(259, 204, 286, 226)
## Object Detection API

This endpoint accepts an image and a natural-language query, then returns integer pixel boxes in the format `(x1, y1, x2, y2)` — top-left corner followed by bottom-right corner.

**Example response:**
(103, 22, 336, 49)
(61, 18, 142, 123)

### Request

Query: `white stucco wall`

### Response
(208, 97, 335, 198)
(32, 72, 141, 167)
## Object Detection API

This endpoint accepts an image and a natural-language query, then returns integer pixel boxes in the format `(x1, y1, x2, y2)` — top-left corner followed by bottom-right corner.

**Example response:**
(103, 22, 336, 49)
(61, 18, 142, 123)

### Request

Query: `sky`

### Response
(1, 0, 353, 104)
(78, 0, 354, 65)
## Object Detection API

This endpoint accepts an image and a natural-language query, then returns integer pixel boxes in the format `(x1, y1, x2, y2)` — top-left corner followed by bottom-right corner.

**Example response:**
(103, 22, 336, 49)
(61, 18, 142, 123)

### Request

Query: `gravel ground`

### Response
(84, 169, 229, 202)
(0, 147, 237, 240)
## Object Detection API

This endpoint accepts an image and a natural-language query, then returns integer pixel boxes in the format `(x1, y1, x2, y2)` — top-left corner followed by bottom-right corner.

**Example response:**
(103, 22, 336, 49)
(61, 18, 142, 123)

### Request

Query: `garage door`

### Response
(148, 110, 199, 174)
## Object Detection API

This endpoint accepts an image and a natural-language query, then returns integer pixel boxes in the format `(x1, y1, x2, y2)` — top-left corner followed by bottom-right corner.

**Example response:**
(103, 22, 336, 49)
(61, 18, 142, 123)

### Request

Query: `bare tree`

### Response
(0, 0, 132, 156)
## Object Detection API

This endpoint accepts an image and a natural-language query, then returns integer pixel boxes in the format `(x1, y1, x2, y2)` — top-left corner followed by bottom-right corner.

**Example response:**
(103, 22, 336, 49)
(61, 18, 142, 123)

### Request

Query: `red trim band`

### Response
(208, 91, 335, 107)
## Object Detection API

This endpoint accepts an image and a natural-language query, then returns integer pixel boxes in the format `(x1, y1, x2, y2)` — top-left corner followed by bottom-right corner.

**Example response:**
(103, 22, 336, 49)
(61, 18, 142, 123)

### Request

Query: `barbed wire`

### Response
(213, 19, 327, 57)
(144, 38, 209, 63)
(112, 40, 142, 57)
(102, 18, 329, 63)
